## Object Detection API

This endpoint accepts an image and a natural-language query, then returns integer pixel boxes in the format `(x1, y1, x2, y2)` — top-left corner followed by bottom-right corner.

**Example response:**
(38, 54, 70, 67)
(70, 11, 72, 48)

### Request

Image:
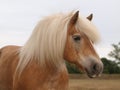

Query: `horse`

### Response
(0, 11, 103, 90)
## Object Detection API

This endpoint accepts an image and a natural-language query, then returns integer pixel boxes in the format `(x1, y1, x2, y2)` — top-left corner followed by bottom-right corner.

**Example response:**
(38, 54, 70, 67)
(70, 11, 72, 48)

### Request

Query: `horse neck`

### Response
(40, 59, 67, 74)
(29, 59, 68, 84)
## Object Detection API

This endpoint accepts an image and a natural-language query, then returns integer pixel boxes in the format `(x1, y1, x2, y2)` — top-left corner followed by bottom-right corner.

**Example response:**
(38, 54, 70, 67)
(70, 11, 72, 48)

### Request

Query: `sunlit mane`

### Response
(17, 11, 100, 74)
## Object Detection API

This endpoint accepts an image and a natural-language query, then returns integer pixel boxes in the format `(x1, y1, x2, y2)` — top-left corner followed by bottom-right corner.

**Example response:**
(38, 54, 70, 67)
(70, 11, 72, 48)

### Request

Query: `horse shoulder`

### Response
(0, 45, 21, 90)
(14, 61, 69, 90)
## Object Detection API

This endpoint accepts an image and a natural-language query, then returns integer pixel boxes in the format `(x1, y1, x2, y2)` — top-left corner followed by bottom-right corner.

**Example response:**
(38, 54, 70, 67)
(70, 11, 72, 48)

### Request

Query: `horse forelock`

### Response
(16, 11, 100, 74)
(76, 16, 100, 43)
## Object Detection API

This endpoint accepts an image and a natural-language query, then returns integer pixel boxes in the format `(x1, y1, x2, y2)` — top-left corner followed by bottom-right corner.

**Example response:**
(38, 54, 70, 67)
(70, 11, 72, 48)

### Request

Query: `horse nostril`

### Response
(93, 64, 97, 70)
(92, 64, 99, 73)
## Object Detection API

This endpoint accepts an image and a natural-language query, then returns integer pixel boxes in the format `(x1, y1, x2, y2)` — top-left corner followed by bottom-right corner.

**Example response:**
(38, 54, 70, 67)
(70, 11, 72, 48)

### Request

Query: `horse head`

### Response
(64, 11, 103, 78)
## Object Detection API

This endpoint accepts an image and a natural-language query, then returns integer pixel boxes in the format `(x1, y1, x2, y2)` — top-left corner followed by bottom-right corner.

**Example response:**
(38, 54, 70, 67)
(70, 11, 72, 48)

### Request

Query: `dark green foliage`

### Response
(108, 42, 120, 63)
(65, 61, 82, 74)
(101, 57, 120, 74)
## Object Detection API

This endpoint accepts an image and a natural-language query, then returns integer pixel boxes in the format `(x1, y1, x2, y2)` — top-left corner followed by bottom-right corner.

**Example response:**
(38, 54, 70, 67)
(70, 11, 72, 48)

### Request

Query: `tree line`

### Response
(66, 42, 120, 74)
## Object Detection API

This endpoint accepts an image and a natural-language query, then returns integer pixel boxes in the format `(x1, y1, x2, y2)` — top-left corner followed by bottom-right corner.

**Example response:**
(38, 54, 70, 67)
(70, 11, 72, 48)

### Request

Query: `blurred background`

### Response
(0, 0, 120, 89)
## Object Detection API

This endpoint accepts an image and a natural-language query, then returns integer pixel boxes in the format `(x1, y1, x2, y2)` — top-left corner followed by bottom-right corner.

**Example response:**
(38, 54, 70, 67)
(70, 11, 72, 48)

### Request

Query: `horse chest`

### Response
(14, 64, 68, 90)
(39, 69, 69, 90)
(42, 74, 66, 90)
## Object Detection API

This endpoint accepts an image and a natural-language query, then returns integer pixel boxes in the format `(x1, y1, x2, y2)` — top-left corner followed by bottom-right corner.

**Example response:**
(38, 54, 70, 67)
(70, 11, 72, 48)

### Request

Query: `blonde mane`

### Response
(16, 11, 100, 74)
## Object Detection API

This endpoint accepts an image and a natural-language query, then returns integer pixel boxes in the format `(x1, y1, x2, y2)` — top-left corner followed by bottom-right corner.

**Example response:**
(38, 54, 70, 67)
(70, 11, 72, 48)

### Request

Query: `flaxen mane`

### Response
(16, 12, 100, 74)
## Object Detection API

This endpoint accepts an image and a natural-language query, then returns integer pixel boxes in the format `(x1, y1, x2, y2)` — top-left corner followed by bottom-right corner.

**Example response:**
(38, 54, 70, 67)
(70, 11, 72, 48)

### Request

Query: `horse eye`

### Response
(73, 35, 81, 42)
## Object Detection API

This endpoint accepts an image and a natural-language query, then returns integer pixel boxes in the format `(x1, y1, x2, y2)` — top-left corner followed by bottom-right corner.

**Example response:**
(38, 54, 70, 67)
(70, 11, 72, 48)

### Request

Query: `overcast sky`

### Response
(0, 0, 120, 58)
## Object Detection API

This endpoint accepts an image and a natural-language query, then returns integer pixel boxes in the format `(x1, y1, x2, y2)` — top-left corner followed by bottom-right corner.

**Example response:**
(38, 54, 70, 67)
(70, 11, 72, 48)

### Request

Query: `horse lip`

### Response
(86, 71, 97, 78)
(87, 74, 96, 78)
(85, 68, 100, 78)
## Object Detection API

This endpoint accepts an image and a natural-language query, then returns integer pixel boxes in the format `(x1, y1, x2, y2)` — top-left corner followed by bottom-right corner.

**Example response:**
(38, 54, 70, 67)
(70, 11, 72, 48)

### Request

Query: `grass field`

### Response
(69, 74, 120, 90)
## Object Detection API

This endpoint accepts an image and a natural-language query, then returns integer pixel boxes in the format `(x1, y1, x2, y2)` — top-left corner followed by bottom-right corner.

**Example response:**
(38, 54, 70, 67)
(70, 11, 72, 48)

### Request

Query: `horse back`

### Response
(0, 45, 20, 90)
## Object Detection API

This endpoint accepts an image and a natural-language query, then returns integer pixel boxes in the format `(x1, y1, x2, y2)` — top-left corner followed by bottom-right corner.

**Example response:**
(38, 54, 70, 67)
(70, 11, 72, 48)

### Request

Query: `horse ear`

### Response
(87, 14, 93, 21)
(69, 11, 79, 25)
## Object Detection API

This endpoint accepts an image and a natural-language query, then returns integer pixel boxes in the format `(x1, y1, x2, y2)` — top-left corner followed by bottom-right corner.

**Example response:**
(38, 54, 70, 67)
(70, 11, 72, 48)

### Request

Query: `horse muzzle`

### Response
(78, 57, 103, 78)
(85, 58, 103, 78)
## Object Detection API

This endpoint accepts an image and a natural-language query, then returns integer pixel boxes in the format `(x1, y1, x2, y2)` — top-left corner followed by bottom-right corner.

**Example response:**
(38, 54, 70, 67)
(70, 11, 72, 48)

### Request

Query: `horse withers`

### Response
(0, 11, 103, 90)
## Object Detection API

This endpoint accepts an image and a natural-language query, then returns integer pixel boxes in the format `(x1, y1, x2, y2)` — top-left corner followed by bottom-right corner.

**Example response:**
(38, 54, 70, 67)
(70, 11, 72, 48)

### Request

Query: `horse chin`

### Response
(85, 67, 102, 78)
(86, 72, 98, 78)
(86, 72, 102, 78)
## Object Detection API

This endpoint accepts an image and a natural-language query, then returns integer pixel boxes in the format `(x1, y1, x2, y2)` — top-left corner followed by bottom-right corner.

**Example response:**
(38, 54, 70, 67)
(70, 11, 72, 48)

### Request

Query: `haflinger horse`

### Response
(0, 11, 103, 90)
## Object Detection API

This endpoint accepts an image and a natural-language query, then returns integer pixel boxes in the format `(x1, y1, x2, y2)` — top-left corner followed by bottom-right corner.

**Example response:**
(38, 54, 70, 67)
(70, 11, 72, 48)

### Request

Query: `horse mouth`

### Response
(85, 66, 102, 78)
(86, 72, 101, 78)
